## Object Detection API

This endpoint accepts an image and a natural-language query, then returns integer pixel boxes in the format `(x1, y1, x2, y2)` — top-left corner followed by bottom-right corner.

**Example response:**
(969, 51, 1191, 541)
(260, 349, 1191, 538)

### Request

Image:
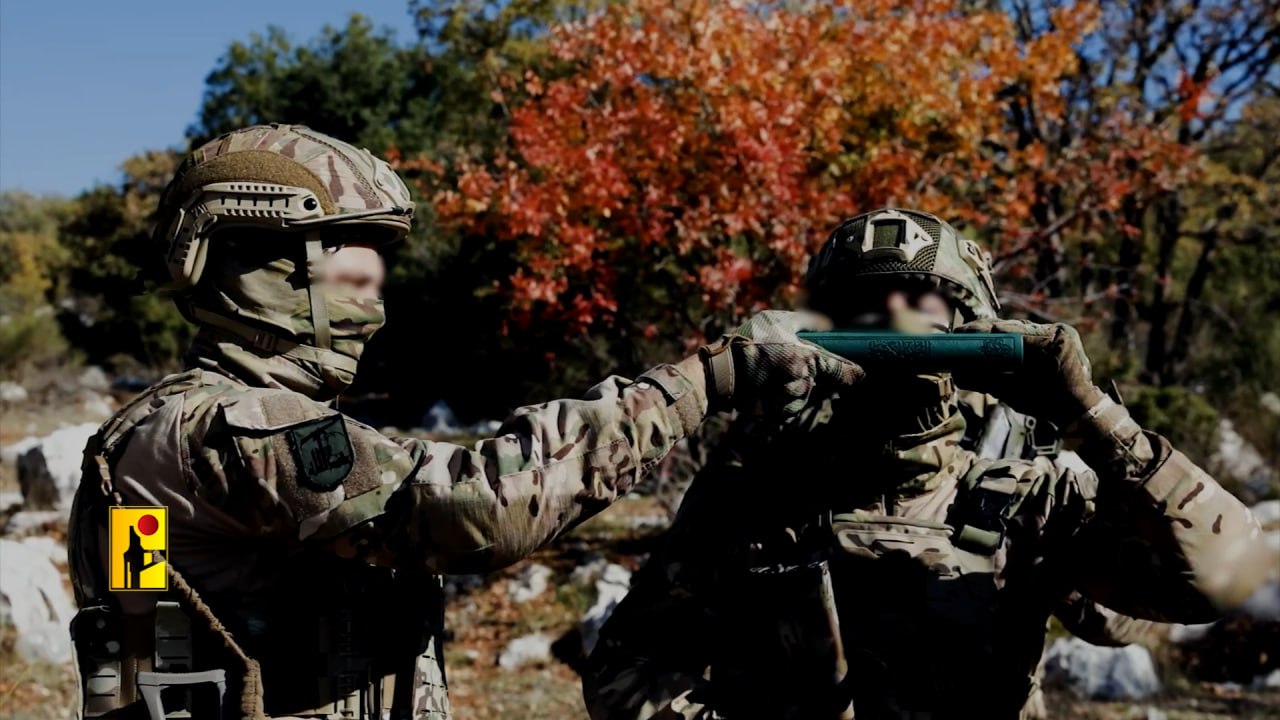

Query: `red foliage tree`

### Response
(426, 0, 1198, 357)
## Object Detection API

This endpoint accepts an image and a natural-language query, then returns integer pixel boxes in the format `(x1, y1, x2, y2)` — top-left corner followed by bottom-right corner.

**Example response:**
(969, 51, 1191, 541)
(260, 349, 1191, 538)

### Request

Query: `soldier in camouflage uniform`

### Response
(581, 208, 1271, 719)
(64, 124, 865, 720)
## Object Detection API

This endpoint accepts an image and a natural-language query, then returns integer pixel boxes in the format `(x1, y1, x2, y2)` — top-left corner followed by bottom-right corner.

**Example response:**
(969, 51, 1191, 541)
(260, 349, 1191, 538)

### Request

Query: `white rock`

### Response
(1, 422, 99, 505)
(1251, 500, 1280, 528)
(0, 537, 76, 664)
(580, 563, 633, 656)
(1261, 392, 1280, 416)
(497, 632, 554, 670)
(80, 392, 115, 419)
(3, 510, 68, 536)
(1252, 668, 1280, 689)
(20, 536, 66, 567)
(1213, 420, 1273, 495)
(1145, 709, 1167, 720)
(78, 366, 111, 393)
(509, 562, 553, 603)
(0, 491, 22, 509)
(1240, 581, 1280, 622)
(420, 401, 461, 433)
(0, 381, 28, 402)
(570, 552, 609, 586)
(1043, 637, 1160, 700)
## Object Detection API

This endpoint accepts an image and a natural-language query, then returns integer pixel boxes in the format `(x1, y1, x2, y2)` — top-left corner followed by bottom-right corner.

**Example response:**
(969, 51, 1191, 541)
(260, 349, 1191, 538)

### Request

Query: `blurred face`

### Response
(886, 289, 952, 331)
(836, 286, 953, 332)
(323, 244, 385, 299)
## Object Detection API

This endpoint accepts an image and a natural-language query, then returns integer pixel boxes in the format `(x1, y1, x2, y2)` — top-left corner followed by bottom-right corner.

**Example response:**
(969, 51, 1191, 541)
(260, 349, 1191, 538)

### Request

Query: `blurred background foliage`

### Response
(0, 0, 1275, 489)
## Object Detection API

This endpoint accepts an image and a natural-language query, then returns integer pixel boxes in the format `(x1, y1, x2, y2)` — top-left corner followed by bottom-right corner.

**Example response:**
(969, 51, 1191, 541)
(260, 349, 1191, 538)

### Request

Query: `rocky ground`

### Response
(1, 370, 1278, 719)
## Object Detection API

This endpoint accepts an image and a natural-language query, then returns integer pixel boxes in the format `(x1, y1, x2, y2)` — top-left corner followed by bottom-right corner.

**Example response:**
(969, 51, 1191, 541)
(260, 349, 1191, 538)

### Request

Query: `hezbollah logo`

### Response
(108, 507, 168, 591)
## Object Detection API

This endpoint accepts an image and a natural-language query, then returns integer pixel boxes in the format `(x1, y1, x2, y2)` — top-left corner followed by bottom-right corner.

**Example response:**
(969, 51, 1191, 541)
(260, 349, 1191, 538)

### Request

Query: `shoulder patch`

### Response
(284, 414, 354, 491)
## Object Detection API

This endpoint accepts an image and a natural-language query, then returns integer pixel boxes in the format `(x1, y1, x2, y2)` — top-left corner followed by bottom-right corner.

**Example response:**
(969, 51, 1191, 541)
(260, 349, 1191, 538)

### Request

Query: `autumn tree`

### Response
(998, 0, 1280, 384)
(430, 0, 1109, 391)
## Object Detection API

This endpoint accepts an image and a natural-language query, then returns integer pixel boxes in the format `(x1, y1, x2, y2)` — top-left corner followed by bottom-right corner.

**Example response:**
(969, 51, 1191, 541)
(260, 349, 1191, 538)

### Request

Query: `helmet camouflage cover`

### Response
(151, 124, 416, 395)
(155, 123, 415, 293)
(804, 208, 1001, 324)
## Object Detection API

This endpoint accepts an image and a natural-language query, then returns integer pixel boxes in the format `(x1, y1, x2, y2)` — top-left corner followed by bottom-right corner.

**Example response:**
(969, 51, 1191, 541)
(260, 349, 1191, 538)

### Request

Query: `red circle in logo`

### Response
(137, 514, 159, 536)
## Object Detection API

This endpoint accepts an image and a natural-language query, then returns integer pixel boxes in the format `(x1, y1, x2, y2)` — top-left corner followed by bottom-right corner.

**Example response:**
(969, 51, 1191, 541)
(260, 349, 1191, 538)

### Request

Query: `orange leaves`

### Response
(1177, 69, 1214, 123)
(427, 0, 1176, 337)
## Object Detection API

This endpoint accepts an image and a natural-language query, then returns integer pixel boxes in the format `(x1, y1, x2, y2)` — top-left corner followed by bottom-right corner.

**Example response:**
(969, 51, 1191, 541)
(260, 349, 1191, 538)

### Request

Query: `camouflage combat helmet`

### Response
(156, 123, 414, 292)
(153, 124, 415, 397)
(805, 208, 1000, 325)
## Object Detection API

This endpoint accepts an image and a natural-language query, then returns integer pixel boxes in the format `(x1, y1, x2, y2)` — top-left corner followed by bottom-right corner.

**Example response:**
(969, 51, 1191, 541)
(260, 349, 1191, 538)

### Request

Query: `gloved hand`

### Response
(950, 319, 1106, 427)
(699, 310, 865, 422)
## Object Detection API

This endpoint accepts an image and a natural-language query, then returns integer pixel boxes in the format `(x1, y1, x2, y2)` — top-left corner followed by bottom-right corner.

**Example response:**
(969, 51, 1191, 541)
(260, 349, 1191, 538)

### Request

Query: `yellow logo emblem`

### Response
(108, 506, 168, 591)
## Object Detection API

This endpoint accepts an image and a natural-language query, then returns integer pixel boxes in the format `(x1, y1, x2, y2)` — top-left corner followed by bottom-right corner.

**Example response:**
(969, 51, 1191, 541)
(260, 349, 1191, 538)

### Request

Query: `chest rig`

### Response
(703, 449, 1048, 719)
(67, 370, 449, 720)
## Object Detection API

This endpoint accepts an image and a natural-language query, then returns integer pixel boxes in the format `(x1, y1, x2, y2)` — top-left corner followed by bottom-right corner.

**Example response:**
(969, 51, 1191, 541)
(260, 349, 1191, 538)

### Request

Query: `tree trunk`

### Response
(1110, 197, 1144, 353)
(1168, 233, 1220, 383)
(1144, 194, 1181, 385)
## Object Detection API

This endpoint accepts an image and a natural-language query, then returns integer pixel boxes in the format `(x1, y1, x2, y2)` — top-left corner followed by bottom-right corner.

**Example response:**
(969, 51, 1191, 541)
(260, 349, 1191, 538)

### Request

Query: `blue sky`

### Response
(0, 1, 419, 197)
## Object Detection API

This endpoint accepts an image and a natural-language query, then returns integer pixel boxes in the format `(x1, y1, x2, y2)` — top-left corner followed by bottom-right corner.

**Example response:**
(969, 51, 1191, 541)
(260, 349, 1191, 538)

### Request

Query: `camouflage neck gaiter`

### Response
(182, 236, 385, 402)
(792, 305, 966, 496)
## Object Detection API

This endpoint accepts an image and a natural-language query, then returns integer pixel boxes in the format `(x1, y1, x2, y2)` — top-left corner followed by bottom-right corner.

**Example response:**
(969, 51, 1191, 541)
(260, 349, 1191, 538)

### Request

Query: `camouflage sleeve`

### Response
(1058, 395, 1271, 623)
(187, 360, 708, 575)
(339, 360, 710, 574)
(581, 444, 741, 720)
(1052, 590, 1163, 647)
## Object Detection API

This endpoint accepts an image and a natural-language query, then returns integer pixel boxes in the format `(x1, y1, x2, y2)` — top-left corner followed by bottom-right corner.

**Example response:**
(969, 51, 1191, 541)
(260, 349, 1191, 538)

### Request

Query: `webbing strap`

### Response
(304, 234, 331, 350)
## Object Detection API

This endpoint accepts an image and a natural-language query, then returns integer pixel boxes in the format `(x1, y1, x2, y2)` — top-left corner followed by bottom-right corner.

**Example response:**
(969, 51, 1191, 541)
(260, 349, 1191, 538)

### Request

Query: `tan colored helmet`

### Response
(152, 124, 415, 394)
(804, 208, 1000, 324)
(154, 123, 414, 293)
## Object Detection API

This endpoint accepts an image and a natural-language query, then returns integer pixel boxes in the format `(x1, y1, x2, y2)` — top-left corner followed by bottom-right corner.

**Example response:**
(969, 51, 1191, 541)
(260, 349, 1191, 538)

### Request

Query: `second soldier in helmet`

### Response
(581, 208, 1270, 719)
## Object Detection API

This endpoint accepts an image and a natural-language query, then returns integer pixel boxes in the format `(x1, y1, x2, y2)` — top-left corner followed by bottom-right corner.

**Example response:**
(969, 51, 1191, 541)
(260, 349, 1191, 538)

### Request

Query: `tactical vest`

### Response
(706, 456, 1055, 719)
(962, 401, 1062, 463)
(66, 370, 450, 720)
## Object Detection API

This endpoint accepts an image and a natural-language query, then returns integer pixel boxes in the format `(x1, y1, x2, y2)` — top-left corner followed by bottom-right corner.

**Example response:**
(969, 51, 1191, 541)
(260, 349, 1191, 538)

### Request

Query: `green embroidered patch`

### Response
(285, 414, 354, 491)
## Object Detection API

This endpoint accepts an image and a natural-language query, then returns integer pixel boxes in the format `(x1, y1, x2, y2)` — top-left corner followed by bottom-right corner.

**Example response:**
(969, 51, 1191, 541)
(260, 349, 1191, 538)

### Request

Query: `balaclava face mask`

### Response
(184, 233, 385, 402)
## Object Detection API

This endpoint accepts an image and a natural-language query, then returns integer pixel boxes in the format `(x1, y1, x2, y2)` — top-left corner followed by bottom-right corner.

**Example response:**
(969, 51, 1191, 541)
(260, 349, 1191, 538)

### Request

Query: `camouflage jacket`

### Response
(581, 389, 1270, 720)
(68, 359, 706, 719)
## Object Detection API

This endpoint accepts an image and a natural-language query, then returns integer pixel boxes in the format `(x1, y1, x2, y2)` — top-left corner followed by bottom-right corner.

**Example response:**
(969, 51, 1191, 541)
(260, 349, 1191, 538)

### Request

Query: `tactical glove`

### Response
(699, 310, 866, 422)
(950, 319, 1107, 427)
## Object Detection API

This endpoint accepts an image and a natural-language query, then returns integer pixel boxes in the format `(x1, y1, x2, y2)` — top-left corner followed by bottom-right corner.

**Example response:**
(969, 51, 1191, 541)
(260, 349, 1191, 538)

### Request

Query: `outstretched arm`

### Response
(359, 359, 709, 573)
(954, 320, 1270, 622)
(191, 310, 863, 575)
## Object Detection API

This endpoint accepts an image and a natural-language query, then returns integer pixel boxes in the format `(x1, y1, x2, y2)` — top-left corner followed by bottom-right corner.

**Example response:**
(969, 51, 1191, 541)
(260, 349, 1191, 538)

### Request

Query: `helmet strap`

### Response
(304, 233, 331, 350)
